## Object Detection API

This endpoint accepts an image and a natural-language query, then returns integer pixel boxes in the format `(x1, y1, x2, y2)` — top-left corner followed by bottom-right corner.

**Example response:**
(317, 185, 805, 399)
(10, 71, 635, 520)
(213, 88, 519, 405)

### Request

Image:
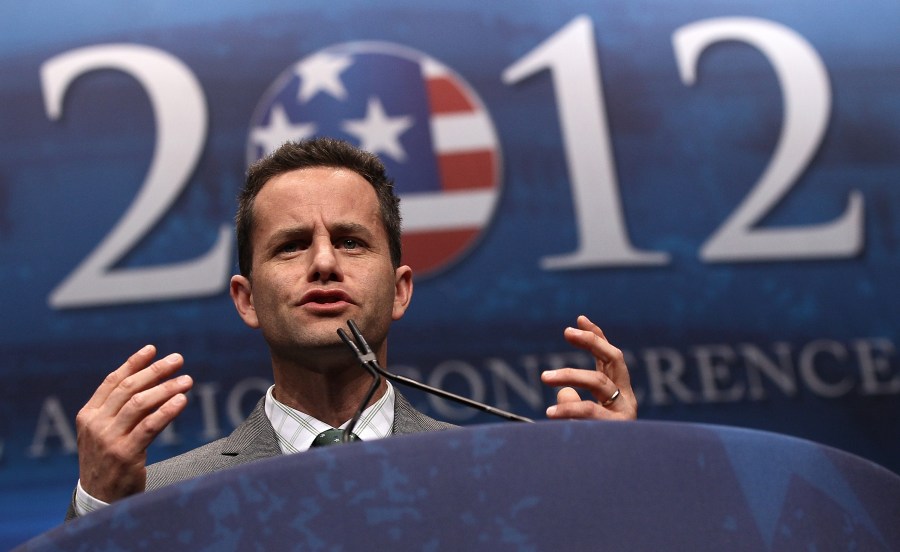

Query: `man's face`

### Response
(230, 166, 412, 363)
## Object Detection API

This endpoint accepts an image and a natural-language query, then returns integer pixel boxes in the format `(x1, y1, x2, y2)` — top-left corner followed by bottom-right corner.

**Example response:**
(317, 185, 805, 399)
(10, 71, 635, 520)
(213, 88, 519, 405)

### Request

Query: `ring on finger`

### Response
(601, 388, 621, 407)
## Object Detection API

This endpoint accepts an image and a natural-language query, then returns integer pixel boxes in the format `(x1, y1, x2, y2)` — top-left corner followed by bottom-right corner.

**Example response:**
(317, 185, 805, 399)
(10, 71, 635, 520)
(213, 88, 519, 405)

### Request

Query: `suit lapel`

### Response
(216, 397, 282, 469)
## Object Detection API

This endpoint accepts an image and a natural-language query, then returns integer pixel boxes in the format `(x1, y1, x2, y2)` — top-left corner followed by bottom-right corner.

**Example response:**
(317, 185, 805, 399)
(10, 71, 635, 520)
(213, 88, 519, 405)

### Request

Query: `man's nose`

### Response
(307, 240, 342, 282)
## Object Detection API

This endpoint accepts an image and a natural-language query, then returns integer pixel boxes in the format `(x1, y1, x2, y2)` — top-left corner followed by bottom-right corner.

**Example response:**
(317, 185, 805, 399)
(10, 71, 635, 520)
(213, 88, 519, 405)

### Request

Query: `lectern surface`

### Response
(18, 420, 900, 551)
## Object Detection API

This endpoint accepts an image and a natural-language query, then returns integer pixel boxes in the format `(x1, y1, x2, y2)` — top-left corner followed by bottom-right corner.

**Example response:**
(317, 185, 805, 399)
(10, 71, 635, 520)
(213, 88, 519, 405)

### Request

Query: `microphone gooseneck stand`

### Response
(338, 319, 533, 443)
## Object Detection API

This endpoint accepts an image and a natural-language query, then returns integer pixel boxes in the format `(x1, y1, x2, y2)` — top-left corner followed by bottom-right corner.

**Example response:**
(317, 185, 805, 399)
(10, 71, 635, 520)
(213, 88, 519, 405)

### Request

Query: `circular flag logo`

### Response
(246, 42, 502, 279)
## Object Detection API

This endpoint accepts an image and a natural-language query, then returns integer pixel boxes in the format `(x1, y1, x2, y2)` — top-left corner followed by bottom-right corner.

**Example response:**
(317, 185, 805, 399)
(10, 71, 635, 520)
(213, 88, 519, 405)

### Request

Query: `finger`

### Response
(100, 353, 186, 417)
(576, 314, 606, 340)
(546, 400, 603, 419)
(126, 392, 190, 453)
(556, 386, 581, 405)
(110, 373, 194, 436)
(85, 345, 157, 409)
(563, 325, 618, 365)
(563, 325, 632, 389)
(543, 368, 617, 401)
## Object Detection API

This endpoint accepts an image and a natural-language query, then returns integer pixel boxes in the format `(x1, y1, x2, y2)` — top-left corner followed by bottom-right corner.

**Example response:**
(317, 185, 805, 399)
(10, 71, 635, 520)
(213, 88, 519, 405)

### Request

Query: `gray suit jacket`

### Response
(67, 391, 454, 520)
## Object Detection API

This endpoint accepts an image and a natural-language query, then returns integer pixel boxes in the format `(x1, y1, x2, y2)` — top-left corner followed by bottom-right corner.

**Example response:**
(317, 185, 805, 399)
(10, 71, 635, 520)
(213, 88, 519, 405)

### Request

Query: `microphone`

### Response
(337, 319, 533, 443)
(339, 336, 382, 444)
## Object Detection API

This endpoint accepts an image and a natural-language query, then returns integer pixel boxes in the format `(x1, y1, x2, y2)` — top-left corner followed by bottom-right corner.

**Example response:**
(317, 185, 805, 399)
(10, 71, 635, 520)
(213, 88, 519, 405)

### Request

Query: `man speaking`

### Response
(67, 137, 637, 519)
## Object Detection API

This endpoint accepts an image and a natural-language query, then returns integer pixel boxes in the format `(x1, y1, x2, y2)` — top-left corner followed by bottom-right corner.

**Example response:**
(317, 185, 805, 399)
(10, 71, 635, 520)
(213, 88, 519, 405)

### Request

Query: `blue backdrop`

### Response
(2, 1, 898, 547)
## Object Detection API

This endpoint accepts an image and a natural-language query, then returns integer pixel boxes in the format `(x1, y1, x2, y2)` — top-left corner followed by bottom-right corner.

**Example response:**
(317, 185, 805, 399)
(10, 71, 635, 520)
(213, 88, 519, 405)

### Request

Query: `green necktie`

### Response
(311, 428, 361, 447)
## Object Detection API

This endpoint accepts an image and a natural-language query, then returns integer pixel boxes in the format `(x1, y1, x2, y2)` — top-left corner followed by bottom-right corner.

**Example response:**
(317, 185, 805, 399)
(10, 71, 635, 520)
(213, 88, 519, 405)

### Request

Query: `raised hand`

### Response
(76, 345, 193, 503)
(541, 315, 637, 420)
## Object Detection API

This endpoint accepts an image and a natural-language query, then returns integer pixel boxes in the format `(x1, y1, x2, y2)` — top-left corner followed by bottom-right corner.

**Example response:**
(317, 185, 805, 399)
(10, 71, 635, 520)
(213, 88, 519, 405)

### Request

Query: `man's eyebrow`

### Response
(330, 221, 374, 237)
(263, 226, 309, 246)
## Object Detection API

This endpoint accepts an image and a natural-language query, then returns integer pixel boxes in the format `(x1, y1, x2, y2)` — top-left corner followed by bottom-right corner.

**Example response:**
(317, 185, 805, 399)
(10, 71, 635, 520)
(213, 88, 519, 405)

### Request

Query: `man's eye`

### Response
(339, 239, 359, 250)
(279, 242, 300, 253)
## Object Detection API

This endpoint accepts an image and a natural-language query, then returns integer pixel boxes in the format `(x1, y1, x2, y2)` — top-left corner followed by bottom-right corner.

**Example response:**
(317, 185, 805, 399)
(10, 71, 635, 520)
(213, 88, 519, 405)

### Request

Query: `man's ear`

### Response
(230, 275, 259, 328)
(392, 265, 413, 321)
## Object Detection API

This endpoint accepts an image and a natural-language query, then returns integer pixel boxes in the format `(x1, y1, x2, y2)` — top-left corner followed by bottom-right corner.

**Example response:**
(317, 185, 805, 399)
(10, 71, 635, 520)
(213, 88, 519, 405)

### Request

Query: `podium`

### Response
(17, 420, 900, 550)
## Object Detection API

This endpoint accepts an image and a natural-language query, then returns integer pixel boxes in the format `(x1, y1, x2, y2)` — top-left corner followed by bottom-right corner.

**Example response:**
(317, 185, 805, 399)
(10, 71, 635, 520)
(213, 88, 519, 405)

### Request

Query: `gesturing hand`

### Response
(76, 345, 193, 503)
(541, 315, 637, 421)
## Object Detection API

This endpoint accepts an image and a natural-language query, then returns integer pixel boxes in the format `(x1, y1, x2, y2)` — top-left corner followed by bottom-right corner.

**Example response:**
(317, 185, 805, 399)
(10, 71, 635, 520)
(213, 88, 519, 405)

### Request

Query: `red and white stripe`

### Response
(400, 58, 501, 275)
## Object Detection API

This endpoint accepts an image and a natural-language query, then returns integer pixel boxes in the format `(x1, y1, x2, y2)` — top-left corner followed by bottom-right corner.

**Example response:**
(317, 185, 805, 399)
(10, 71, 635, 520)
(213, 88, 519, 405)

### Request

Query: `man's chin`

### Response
(273, 340, 352, 369)
(298, 332, 347, 351)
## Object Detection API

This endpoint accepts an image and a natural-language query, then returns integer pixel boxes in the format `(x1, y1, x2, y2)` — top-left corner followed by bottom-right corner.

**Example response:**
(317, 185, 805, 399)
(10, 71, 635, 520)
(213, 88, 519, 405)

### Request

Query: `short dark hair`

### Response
(237, 137, 403, 277)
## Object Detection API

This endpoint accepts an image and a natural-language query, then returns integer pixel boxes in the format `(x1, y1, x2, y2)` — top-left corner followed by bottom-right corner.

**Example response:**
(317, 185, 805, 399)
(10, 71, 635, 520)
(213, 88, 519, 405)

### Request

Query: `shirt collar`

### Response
(264, 382, 395, 453)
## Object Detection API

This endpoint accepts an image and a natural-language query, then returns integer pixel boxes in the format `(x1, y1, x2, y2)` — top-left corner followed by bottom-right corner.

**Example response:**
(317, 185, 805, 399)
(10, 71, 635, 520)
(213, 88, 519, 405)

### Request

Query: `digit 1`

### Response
(503, 16, 669, 268)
